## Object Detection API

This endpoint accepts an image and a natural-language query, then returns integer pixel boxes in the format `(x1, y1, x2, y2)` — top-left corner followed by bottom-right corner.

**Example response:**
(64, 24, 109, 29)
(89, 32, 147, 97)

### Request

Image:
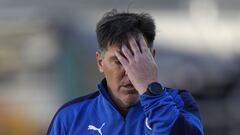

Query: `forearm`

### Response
(170, 114, 203, 135)
(140, 89, 203, 135)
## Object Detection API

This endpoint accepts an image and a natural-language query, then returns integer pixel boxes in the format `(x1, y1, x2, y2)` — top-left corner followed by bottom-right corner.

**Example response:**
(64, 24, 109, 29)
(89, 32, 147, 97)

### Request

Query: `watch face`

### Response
(149, 82, 163, 95)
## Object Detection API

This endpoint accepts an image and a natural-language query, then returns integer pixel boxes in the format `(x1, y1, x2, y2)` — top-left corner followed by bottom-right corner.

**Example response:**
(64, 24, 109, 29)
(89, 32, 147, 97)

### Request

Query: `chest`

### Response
(69, 119, 152, 135)
(68, 108, 152, 135)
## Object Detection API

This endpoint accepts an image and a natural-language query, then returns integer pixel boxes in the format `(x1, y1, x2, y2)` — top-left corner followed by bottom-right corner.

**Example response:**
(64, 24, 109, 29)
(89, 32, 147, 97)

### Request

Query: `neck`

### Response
(119, 107, 128, 117)
(109, 91, 129, 117)
(106, 87, 130, 117)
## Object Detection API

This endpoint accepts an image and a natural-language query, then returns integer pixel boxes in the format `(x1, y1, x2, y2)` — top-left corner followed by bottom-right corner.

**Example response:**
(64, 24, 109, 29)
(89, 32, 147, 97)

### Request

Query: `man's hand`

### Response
(115, 34, 158, 94)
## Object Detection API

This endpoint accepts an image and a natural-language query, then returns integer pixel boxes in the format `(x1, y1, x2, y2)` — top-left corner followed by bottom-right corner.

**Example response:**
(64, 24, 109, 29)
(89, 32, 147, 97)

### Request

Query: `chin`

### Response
(123, 94, 139, 106)
(119, 87, 139, 106)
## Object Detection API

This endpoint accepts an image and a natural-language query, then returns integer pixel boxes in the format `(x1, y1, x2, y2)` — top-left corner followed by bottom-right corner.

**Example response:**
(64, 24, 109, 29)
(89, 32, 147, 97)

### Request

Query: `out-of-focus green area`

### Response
(0, 0, 240, 135)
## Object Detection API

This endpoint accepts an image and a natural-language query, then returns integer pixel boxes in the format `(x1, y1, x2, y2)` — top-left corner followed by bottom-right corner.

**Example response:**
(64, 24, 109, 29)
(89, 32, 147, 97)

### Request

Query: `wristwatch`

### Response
(145, 82, 164, 96)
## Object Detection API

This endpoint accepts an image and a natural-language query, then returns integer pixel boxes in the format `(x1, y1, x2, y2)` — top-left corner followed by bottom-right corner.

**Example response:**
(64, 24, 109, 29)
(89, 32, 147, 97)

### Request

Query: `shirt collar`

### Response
(97, 78, 120, 109)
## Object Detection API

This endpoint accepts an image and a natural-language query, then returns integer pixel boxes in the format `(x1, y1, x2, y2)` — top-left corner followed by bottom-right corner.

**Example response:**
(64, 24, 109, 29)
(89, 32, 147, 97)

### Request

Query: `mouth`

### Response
(121, 84, 137, 93)
(122, 84, 134, 89)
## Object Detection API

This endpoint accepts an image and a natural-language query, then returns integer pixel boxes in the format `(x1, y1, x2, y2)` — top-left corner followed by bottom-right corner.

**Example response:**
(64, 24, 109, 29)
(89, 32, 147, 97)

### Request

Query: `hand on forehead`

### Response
(123, 33, 149, 54)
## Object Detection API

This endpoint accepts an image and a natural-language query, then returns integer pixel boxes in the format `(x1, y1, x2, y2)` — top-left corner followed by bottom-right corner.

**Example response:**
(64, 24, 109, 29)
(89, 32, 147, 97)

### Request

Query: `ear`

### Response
(96, 51, 104, 73)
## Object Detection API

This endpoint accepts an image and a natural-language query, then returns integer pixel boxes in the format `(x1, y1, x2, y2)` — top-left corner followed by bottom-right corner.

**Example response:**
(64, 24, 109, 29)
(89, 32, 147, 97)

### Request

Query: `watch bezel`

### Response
(147, 82, 164, 95)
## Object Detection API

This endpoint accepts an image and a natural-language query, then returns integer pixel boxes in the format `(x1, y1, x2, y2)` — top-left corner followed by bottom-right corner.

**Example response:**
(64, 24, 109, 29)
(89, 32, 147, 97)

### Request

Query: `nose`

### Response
(122, 69, 131, 82)
(119, 65, 127, 76)
(123, 69, 127, 76)
(119, 65, 131, 83)
(121, 66, 128, 77)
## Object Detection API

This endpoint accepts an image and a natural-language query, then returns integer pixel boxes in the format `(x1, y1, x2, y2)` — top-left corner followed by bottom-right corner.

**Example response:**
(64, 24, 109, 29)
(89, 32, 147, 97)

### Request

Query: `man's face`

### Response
(96, 44, 139, 108)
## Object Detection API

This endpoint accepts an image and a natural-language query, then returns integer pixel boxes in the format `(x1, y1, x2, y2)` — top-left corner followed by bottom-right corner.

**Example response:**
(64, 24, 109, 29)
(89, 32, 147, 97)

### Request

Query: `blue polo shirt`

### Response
(47, 79, 204, 135)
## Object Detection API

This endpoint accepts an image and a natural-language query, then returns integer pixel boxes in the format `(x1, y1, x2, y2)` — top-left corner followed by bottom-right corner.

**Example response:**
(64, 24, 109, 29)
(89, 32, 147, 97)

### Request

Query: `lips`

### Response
(123, 84, 134, 89)
(121, 84, 137, 93)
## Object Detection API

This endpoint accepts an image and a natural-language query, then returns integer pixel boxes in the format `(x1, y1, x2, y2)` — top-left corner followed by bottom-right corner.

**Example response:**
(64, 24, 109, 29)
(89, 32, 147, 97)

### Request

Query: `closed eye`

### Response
(114, 60, 121, 65)
(109, 56, 122, 65)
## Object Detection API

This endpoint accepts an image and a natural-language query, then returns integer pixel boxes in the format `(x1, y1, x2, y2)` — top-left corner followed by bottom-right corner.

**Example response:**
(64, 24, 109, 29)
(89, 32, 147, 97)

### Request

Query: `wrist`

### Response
(136, 79, 158, 94)
(137, 81, 156, 94)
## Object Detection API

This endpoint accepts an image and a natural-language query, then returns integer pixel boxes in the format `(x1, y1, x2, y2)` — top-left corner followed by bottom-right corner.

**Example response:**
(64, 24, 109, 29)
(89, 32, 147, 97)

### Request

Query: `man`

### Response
(47, 10, 204, 135)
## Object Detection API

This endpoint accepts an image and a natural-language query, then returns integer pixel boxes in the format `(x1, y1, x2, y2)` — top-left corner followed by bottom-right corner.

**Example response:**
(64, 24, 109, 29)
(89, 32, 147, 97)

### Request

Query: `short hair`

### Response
(96, 9, 156, 51)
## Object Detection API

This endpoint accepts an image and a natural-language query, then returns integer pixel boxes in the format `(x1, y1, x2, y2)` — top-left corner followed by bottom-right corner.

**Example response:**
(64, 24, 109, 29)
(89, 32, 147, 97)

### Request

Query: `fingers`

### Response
(128, 35, 141, 54)
(137, 34, 155, 62)
(121, 45, 133, 62)
(138, 34, 148, 52)
(115, 51, 128, 66)
(117, 34, 152, 66)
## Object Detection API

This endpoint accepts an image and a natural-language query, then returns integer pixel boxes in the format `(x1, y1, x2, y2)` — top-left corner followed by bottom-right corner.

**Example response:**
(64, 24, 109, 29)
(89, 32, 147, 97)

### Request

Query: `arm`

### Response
(170, 90, 203, 135)
(47, 109, 68, 135)
(140, 89, 203, 135)
(115, 34, 203, 134)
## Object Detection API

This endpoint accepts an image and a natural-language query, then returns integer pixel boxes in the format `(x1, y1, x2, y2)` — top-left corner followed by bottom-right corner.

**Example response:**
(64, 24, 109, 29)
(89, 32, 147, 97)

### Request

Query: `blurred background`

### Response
(0, 0, 239, 135)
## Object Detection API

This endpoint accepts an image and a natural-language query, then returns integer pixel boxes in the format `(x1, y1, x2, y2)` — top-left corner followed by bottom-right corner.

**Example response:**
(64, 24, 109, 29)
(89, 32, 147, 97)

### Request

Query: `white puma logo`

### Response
(145, 117, 152, 130)
(88, 123, 105, 135)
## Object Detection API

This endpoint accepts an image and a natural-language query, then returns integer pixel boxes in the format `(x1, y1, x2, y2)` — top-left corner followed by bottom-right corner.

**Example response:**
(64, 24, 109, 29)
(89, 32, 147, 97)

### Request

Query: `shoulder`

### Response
(56, 91, 100, 117)
(47, 91, 100, 134)
(51, 91, 100, 123)
(58, 91, 100, 112)
(55, 90, 100, 113)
